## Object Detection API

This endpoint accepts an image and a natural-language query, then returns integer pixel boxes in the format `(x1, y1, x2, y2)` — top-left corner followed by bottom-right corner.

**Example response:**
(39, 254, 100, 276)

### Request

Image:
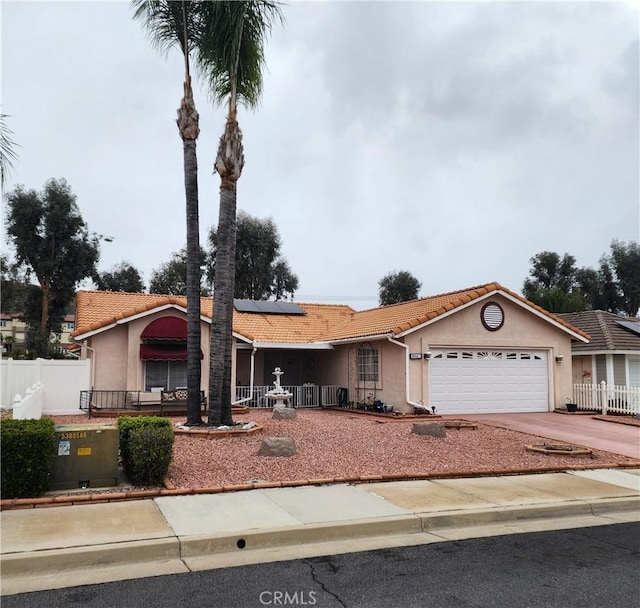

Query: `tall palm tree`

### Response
(194, 1, 282, 426)
(132, 0, 203, 425)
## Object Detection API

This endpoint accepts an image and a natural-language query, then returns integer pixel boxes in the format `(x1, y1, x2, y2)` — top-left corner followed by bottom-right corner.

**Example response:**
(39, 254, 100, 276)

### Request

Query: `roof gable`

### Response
(558, 310, 640, 352)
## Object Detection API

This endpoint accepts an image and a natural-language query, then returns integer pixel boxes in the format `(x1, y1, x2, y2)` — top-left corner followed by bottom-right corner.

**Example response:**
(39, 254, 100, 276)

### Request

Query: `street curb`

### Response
(1, 497, 638, 588)
(0, 536, 180, 578)
(417, 496, 640, 531)
(179, 514, 424, 558)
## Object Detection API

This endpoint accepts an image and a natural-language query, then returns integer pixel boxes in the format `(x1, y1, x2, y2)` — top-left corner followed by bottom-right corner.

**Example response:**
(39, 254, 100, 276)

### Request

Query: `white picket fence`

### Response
(1, 358, 90, 417)
(573, 382, 640, 415)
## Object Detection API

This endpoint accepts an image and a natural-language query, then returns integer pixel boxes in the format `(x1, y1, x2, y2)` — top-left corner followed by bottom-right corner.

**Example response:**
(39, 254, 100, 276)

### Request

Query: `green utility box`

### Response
(50, 424, 119, 491)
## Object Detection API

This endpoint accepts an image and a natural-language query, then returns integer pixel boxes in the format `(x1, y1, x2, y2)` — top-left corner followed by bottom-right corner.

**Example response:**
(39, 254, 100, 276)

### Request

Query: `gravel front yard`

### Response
(48, 409, 639, 491)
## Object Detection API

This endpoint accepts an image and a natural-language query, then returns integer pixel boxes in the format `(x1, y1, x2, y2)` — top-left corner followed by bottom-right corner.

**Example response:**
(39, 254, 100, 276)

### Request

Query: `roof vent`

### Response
(481, 302, 504, 331)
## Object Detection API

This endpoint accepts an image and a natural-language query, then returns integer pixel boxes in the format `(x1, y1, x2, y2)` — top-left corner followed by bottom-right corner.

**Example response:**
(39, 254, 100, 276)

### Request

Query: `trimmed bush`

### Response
(1, 418, 56, 498)
(126, 426, 175, 486)
(118, 416, 174, 486)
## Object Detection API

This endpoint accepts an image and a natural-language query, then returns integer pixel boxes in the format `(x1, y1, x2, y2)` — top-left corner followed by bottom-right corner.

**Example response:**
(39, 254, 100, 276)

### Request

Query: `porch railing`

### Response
(573, 382, 640, 415)
(234, 384, 343, 408)
(79, 385, 346, 415)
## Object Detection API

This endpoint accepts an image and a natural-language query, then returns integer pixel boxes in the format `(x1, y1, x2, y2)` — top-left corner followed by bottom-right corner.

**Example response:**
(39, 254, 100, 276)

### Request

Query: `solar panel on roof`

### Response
(616, 320, 640, 336)
(234, 299, 262, 313)
(234, 299, 306, 315)
(274, 301, 306, 315)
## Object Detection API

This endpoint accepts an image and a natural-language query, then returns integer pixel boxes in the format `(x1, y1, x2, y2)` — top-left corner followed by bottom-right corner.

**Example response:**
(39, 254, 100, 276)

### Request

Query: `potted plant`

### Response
(565, 397, 578, 413)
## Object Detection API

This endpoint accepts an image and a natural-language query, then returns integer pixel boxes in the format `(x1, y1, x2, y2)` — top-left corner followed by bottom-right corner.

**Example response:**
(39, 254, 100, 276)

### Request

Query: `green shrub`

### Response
(118, 417, 173, 486)
(125, 426, 175, 486)
(1, 418, 56, 498)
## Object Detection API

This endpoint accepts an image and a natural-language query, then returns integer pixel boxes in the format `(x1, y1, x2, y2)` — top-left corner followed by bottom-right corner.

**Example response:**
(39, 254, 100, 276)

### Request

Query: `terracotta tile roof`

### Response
(321, 282, 590, 342)
(72, 291, 354, 343)
(73, 283, 589, 345)
(557, 310, 640, 352)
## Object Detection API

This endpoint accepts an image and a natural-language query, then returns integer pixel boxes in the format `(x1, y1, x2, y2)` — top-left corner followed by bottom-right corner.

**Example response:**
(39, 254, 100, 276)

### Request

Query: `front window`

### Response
(145, 360, 187, 391)
(357, 344, 379, 383)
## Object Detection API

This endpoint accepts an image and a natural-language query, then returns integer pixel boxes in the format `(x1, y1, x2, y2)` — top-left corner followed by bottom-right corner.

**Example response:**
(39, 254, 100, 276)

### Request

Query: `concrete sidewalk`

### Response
(2, 469, 639, 596)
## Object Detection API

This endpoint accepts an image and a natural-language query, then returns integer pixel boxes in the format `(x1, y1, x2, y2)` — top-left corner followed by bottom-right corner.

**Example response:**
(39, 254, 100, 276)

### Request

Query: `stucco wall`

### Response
(88, 325, 128, 390)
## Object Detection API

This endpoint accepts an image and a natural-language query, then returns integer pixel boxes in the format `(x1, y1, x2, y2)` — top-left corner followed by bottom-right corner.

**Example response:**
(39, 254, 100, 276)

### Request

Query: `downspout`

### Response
(387, 336, 424, 410)
(83, 341, 96, 388)
(232, 347, 257, 406)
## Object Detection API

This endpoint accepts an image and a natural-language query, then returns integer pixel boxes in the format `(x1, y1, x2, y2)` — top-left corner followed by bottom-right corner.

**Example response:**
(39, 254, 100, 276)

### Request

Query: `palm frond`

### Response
(131, 0, 199, 58)
(194, 0, 284, 109)
(0, 113, 20, 188)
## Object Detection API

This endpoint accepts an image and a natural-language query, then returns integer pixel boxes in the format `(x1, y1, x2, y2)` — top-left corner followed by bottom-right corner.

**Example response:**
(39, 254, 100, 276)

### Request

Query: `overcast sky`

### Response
(2, 0, 639, 310)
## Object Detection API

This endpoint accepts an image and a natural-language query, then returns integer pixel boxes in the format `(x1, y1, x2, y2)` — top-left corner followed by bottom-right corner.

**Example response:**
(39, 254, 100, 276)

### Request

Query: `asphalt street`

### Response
(4, 523, 639, 608)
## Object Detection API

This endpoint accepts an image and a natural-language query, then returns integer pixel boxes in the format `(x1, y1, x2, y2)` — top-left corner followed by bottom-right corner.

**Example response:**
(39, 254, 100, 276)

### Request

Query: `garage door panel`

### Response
(430, 349, 549, 414)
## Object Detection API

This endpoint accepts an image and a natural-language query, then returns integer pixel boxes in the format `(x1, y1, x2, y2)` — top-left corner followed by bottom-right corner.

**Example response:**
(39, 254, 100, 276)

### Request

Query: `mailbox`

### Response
(50, 424, 119, 491)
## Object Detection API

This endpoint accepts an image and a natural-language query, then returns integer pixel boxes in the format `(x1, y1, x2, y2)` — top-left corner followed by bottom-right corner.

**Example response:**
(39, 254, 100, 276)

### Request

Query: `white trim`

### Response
(394, 289, 589, 342)
(571, 349, 640, 356)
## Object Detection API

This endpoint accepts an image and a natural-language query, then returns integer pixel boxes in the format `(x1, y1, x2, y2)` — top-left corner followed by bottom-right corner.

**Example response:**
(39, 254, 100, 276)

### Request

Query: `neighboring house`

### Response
(71, 282, 589, 415)
(557, 310, 640, 388)
(0, 313, 76, 356)
(0, 313, 27, 355)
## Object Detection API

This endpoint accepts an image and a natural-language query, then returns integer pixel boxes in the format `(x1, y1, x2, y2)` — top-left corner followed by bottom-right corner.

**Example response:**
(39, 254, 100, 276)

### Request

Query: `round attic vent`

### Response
(481, 302, 504, 331)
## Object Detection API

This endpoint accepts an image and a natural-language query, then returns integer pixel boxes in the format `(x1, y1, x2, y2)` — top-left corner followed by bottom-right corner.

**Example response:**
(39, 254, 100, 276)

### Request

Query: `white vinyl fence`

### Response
(573, 382, 640, 415)
(1, 358, 90, 417)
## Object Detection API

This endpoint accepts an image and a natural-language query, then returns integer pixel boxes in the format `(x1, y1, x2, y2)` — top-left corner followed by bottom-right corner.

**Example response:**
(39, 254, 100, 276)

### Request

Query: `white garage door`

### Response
(429, 349, 549, 414)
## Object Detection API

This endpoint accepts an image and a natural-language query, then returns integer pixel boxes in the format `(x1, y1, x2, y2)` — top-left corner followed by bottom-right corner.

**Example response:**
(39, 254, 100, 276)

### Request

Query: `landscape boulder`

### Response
(257, 436, 298, 457)
(272, 406, 297, 420)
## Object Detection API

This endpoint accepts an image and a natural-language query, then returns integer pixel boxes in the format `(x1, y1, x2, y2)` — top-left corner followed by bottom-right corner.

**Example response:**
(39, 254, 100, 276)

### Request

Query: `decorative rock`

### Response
(272, 406, 297, 420)
(411, 422, 447, 438)
(258, 436, 298, 457)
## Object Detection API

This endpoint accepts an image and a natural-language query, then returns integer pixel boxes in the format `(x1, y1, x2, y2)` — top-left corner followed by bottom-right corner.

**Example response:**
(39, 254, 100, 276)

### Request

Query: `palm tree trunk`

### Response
(209, 109, 244, 426)
(177, 76, 203, 426)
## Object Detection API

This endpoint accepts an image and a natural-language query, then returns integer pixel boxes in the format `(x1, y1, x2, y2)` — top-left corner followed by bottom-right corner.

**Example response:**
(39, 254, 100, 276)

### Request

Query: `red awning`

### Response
(141, 316, 187, 340)
(139, 344, 202, 361)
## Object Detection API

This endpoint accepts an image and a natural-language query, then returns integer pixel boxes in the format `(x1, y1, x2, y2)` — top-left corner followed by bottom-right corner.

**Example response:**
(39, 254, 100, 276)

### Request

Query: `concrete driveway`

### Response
(455, 412, 640, 459)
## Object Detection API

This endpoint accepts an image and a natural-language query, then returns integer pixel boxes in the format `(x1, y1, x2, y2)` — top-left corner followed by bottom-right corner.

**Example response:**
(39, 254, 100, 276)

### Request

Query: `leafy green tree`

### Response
(0, 113, 19, 190)
(133, 0, 204, 425)
(196, 0, 283, 426)
(378, 271, 421, 306)
(149, 248, 209, 296)
(523, 252, 578, 295)
(94, 261, 146, 293)
(575, 262, 621, 313)
(207, 211, 298, 300)
(5, 179, 101, 355)
(524, 287, 588, 314)
(523, 243, 639, 315)
(522, 252, 586, 313)
(0, 253, 31, 313)
(606, 240, 640, 316)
